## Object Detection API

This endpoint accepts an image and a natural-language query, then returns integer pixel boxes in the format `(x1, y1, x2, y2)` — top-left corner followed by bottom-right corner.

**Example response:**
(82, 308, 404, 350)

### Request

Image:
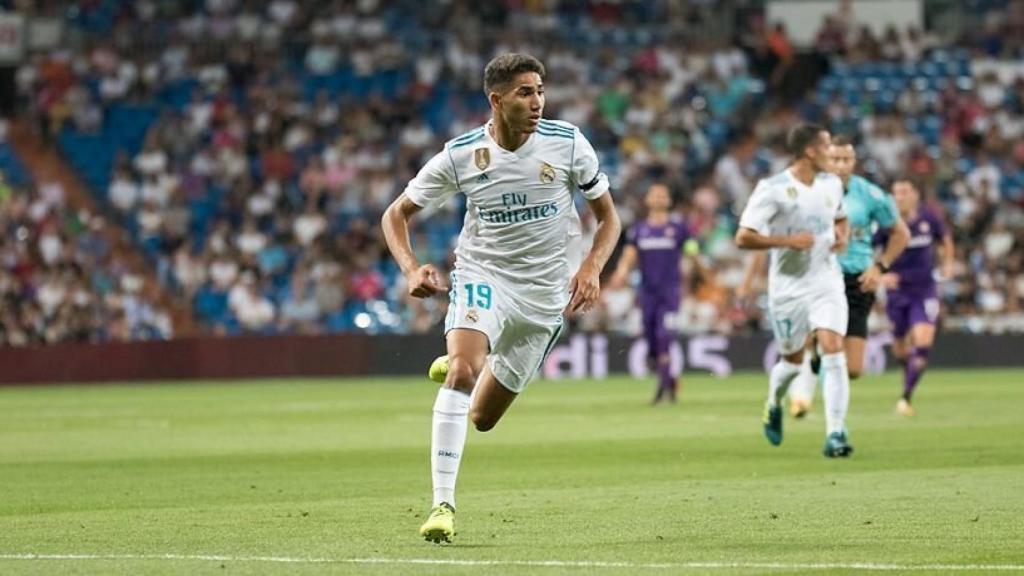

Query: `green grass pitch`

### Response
(1, 369, 1022, 575)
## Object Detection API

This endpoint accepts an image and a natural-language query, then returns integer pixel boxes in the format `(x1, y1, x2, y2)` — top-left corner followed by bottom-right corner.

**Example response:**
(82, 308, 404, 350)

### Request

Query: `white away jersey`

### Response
(404, 119, 609, 311)
(739, 169, 846, 299)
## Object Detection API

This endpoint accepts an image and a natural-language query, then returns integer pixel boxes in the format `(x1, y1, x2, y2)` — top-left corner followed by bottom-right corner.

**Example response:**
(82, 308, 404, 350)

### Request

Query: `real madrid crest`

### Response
(465, 309, 480, 324)
(540, 162, 556, 184)
(786, 187, 798, 199)
(474, 148, 490, 171)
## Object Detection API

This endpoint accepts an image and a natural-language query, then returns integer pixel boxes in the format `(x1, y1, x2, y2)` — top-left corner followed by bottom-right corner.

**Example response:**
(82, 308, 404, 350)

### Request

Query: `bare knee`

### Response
(819, 341, 843, 355)
(445, 357, 480, 394)
(782, 350, 804, 365)
(817, 332, 844, 355)
(845, 354, 864, 379)
(470, 409, 497, 432)
(891, 342, 909, 362)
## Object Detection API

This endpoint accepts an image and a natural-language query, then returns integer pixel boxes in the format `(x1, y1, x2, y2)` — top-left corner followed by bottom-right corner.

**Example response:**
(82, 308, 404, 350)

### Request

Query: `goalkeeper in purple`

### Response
(610, 183, 696, 404)
(876, 180, 954, 416)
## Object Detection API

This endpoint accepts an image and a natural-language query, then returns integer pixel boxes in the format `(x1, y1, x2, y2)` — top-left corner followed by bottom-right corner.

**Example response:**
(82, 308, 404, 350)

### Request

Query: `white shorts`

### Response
(768, 286, 848, 355)
(444, 269, 564, 393)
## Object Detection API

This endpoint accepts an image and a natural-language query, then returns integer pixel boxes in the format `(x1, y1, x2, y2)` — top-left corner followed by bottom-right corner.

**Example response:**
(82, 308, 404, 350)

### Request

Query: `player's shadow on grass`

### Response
(429, 543, 501, 549)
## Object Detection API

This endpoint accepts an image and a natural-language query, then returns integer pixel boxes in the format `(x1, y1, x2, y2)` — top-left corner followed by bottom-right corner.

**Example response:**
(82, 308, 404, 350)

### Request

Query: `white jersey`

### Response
(404, 118, 609, 312)
(739, 168, 846, 300)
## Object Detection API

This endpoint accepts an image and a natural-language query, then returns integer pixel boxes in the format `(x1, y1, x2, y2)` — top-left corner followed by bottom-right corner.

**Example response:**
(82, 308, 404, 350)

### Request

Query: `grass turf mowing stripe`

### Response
(2, 371, 1020, 573)
(2, 554, 1023, 571)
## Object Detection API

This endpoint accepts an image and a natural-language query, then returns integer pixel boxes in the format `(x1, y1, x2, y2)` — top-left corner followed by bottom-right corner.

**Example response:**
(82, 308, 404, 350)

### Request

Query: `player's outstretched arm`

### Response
(381, 193, 445, 298)
(939, 232, 955, 280)
(735, 227, 813, 251)
(860, 217, 909, 291)
(570, 193, 622, 313)
(878, 216, 910, 266)
(832, 216, 850, 254)
(736, 251, 767, 300)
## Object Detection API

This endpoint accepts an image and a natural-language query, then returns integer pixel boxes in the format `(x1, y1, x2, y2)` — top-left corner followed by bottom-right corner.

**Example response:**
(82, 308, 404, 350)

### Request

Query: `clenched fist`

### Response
(406, 264, 446, 298)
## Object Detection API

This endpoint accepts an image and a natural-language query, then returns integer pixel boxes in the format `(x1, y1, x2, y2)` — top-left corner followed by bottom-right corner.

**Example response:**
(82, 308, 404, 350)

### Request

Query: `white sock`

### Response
(768, 360, 802, 407)
(821, 352, 850, 435)
(431, 387, 470, 508)
(789, 353, 817, 403)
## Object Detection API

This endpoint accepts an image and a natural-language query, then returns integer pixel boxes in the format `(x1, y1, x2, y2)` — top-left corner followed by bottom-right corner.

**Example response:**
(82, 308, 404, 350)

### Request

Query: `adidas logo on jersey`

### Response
(477, 173, 489, 183)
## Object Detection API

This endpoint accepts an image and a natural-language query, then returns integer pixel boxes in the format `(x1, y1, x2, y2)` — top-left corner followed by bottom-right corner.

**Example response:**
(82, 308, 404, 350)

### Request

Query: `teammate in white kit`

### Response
(735, 125, 855, 458)
(381, 54, 622, 543)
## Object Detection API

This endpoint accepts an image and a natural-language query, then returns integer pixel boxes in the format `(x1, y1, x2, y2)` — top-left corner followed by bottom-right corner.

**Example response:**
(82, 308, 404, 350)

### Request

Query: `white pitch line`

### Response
(1, 554, 1023, 571)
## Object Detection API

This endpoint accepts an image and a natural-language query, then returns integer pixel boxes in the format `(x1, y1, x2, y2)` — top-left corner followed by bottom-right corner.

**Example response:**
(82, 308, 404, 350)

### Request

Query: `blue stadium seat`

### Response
(830, 60, 851, 79)
(955, 157, 976, 174)
(0, 144, 30, 186)
(194, 286, 229, 322)
(876, 62, 898, 79)
(158, 79, 200, 111)
(885, 77, 908, 92)
(875, 90, 897, 113)
(325, 309, 354, 332)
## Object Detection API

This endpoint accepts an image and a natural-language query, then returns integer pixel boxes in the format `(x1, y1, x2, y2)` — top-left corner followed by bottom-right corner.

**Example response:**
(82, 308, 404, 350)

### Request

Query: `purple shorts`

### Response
(886, 291, 940, 338)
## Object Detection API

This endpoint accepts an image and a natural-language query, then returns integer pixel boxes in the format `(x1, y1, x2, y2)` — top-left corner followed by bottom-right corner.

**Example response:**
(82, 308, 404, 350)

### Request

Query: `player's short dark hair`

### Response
(648, 181, 673, 198)
(484, 53, 545, 95)
(892, 178, 918, 190)
(831, 134, 855, 147)
(786, 124, 827, 157)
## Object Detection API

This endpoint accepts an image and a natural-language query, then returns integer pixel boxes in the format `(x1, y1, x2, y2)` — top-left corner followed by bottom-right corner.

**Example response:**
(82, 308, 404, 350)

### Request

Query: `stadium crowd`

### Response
(0, 163, 172, 346)
(7, 0, 1024, 345)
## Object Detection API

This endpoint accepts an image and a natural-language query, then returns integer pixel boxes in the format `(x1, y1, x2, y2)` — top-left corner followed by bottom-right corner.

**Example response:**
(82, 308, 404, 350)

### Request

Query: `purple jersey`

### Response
(626, 216, 689, 301)
(876, 209, 945, 297)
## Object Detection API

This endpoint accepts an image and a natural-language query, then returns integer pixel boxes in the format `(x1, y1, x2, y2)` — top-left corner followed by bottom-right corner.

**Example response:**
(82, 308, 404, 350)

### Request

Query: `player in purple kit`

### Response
(610, 183, 698, 404)
(876, 180, 954, 416)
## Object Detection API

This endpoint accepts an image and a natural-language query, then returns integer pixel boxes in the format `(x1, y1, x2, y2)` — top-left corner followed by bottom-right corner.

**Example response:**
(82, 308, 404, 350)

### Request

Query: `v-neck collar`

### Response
(485, 119, 536, 157)
(786, 168, 815, 189)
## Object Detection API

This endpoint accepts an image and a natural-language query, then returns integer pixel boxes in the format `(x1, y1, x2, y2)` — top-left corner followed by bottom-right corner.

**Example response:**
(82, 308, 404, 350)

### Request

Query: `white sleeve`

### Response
(403, 148, 459, 209)
(571, 129, 610, 200)
(738, 181, 776, 236)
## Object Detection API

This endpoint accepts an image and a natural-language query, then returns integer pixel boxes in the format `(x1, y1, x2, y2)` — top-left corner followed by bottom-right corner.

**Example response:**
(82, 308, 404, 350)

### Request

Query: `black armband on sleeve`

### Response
(579, 174, 601, 191)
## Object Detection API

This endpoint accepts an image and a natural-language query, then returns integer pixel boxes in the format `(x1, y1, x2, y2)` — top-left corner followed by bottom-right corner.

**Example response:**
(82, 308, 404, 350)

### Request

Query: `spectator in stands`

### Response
(229, 273, 275, 333)
(0, 169, 172, 345)
(279, 270, 320, 333)
(9, 0, 1024, 342)
(713, 132, 758, 213)
(766, 22, 795, 86)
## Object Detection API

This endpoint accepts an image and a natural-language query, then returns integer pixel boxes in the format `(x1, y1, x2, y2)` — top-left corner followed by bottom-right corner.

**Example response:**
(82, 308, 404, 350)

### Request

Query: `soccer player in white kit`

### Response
(381, 54, 621, 543)
(735, 125, 854, 458)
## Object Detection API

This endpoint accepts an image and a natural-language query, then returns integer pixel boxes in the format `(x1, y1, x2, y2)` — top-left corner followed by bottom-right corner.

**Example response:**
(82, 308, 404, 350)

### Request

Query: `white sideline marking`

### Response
(1, 554, 1024, 571)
